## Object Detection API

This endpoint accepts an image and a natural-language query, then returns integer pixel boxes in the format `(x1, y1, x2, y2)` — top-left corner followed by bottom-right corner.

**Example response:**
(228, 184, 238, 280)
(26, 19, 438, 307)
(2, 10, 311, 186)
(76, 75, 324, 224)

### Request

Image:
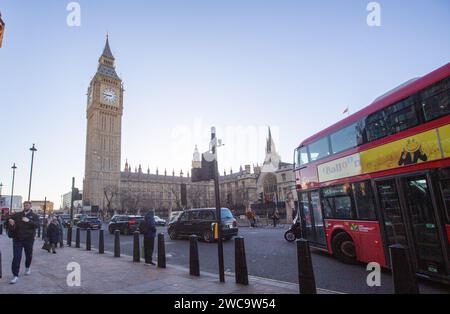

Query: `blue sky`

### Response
(0, 0, 449, 207)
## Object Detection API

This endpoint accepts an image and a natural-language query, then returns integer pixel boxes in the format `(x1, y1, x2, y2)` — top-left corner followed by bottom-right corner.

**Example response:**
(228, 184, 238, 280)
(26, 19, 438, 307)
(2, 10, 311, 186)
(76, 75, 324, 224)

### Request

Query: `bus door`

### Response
(299, 190, 326, 246)
(376, 175, 448, 276)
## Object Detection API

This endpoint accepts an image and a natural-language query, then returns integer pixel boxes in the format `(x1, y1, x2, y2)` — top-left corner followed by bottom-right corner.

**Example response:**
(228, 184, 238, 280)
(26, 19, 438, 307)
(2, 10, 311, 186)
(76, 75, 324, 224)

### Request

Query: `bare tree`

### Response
(104, 185, 119, 216)
(188, 184, 204, 209)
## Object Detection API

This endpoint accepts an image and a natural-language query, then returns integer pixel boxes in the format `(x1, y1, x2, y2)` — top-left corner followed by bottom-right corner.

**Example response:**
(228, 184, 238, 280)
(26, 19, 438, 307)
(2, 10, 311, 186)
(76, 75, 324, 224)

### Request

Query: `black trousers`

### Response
(144, 237, 155, 263)
(12, 239, 34, 276)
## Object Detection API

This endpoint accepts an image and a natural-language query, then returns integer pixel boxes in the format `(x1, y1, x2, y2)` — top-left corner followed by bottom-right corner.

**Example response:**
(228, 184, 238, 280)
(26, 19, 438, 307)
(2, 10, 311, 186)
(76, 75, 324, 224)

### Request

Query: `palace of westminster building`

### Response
(82, 37, 297, 220)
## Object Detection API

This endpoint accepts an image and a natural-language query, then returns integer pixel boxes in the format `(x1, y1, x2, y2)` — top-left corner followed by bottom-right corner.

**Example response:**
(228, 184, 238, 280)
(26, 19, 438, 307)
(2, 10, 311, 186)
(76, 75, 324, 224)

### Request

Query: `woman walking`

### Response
(46, 218, 60, 254)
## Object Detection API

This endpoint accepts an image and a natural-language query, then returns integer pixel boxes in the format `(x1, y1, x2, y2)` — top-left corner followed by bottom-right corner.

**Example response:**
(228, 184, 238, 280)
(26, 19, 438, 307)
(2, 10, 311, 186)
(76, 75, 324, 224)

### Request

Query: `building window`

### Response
(281, 174, 286, 182)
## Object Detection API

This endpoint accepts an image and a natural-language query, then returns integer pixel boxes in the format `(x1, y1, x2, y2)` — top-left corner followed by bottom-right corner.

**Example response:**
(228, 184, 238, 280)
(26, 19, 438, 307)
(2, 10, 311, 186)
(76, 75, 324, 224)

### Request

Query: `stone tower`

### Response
(83, 36, 123, 210)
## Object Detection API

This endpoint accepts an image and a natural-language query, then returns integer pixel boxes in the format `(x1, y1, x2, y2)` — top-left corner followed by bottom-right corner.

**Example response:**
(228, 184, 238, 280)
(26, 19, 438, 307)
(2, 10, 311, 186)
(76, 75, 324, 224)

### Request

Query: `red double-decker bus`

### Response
(294, 63, 450, 283)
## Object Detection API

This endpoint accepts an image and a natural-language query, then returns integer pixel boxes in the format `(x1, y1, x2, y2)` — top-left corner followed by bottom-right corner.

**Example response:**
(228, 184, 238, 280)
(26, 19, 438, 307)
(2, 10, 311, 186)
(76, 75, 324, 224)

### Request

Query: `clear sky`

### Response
(0, 0, 449, 207)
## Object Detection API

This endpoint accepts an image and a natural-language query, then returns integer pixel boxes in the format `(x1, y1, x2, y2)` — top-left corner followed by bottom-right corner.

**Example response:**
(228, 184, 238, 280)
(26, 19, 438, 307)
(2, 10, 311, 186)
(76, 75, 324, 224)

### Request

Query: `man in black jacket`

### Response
(7, 201, 40, 284)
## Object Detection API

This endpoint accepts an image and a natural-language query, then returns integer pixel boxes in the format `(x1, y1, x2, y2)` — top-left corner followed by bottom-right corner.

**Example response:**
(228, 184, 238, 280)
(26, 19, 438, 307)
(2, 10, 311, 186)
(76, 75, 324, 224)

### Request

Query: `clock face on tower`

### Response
(102, 88, 118, 105)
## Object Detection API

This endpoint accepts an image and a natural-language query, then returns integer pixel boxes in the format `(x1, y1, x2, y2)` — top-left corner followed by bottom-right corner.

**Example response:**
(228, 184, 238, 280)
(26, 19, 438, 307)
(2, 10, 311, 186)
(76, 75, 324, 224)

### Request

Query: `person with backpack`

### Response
(7, 201, 40, 284)
(139, 210, 157, 265)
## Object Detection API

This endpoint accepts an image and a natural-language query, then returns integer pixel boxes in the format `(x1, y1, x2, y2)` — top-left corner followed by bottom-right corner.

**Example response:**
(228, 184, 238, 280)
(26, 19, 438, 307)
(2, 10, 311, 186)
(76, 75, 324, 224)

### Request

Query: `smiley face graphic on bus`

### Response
(398, 138, 428, 166)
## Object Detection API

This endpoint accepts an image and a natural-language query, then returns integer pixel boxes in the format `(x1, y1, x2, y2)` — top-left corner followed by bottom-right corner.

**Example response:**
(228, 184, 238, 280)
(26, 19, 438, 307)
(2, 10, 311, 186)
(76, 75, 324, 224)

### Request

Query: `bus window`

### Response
(366, 110, 389, 142)
(321, 184, 355, 220)
(309, 137, 330, 162)
(385, 97, 419, 134)
(300, 192, 313, 239)
(439, 179, 450, 224)
(422, 90, 449, 122)
(352, 181, 376, 220)
(311, 191, 326, 245)
(330, 123, 358, 154)
(296, 146, 309, 167)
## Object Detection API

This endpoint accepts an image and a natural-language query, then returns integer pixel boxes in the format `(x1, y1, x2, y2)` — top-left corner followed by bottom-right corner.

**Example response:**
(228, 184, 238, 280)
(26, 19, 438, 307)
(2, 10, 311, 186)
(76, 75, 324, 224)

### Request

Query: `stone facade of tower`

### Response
(83, 36, 123, 210)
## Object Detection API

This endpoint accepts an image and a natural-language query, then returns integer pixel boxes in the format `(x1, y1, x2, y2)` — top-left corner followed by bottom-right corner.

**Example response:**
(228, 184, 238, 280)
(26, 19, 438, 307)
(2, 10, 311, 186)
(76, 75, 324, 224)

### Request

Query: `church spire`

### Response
(266, 126, 276, 155)
(102, 34, 115, 60)
(97, 35, 119, 78)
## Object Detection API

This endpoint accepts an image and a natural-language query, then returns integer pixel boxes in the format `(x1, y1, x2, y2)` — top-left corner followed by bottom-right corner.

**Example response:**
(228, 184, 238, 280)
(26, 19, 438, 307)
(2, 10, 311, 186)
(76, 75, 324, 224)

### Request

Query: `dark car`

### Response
(167, 208, 238, 242)
(76, 216, 102, 229)
(108, 215, 144, 235)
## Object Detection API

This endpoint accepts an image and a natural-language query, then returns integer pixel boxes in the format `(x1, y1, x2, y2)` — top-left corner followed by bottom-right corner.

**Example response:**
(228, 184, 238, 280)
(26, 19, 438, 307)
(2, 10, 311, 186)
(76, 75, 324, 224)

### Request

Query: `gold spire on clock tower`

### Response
(83, 35, 123, 211)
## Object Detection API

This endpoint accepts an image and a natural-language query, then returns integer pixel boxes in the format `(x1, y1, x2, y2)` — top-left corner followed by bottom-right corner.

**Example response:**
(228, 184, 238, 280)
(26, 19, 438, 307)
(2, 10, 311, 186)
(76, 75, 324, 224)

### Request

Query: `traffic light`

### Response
(191, 152, 215, 182)
(258, 192, 264, 204)
(72, 188, 82, 201)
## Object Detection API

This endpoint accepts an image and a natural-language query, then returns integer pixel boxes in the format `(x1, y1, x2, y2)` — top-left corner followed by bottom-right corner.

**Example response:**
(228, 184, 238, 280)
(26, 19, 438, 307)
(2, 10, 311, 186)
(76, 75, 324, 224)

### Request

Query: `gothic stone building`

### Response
(83, 38, 297, 220)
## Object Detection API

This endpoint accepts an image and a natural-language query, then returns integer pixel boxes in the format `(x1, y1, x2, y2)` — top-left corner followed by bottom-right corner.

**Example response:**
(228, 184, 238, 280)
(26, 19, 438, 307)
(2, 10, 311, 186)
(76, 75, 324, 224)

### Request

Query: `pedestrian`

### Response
(271, 209, 280, 227)
(140, 210, 157, 265)
(7, 201, 40, 284)
(245, 207, 254, 228)
(46, 218, 60, 254)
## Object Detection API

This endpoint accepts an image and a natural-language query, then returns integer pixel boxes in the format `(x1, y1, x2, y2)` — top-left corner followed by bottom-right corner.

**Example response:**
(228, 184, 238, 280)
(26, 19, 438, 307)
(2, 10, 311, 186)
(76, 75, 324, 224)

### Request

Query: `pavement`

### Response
(69, 224, 450, 294)
(0, 233, 336, 294)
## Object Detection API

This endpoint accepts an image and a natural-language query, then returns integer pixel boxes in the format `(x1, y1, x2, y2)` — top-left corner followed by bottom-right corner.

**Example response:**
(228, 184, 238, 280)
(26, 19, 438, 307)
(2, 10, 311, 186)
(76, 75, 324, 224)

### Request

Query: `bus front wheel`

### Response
(332, 232, 358, 264)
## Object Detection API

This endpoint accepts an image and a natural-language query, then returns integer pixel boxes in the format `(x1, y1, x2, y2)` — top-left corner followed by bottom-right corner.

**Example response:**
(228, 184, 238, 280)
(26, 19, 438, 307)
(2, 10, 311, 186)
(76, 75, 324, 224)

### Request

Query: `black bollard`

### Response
(189, 235, 200, 276)
(158, 233, 166, 268)
(98, 229, 104, 254)
(389, 244, 419, 294)
(42, 225, 47, 241)
(296, 239, 317, 294)
(114, 230, 120, 257)
(0, 223, 3, 235)
(75, 228, 80, 248)
(235, 237, 249, 285)
(37, 225, 41, 238)
(86, 229, 91, 251)
(67, 227, 72, 247)
(133, 231, 140, 262)
(0, 250, 2, 279)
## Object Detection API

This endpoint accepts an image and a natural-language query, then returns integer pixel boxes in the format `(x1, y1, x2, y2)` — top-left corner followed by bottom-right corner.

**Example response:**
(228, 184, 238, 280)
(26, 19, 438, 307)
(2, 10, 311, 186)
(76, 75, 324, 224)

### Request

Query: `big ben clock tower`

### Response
(83, 36, 123, 210)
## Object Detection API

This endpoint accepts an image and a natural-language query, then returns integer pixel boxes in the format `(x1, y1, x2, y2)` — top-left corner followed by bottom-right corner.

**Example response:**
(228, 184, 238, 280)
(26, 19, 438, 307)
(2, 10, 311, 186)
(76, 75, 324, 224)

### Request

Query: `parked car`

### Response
(167, 208, 238, 242)
(59, 214, 71, 228)
(76, 216, 102, 229)
(73, 214, 87, 225)
(154, 215, 166, 226)
(169, 211, 183, 222)
(108, 215, 144, 235)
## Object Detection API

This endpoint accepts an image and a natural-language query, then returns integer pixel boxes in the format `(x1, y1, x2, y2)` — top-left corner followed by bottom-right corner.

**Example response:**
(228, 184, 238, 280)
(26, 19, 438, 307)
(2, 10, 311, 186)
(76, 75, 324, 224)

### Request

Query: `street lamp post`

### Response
(43, 196, 47, 218)
(0, 182, 3, 208)
(10, 163, 17, 213)
(211, 127, 225, 283)
(28, 144, 37, 201)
